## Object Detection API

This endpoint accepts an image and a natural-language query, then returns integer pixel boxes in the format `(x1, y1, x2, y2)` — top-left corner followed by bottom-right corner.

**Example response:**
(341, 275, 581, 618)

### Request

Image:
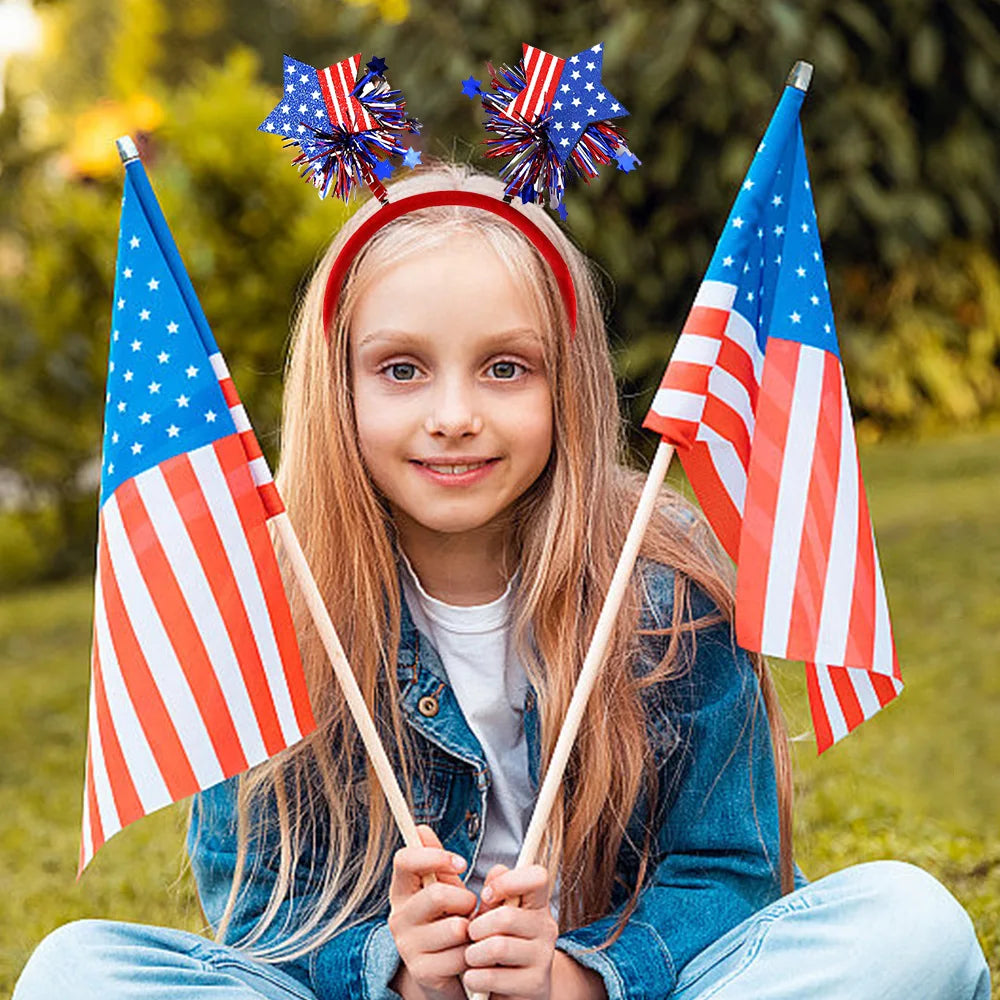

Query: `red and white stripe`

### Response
(507, 44, 565, 122)
(644, 280, 902, 753)
(210, 352, 284, 517)
(644, 280, 763, 560)
(79, 436, 313, 870)
(316, 53, 375, 133)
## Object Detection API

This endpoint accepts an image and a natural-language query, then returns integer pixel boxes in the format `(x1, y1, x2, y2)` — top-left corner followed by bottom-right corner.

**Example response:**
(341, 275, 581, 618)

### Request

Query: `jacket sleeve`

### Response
(554, 578, 795, 1000)
(188, 777, 404, 1000)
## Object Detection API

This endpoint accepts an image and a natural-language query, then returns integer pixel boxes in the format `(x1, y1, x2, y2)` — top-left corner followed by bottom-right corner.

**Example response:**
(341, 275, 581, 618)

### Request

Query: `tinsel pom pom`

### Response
(297, 68, 420, 201)
(263, 56, 421, 203)
(479, 59, 634, 211)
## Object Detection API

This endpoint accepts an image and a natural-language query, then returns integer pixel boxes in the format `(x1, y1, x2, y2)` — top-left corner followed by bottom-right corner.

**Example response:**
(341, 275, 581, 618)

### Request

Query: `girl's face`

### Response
(350, 233, 553, 548)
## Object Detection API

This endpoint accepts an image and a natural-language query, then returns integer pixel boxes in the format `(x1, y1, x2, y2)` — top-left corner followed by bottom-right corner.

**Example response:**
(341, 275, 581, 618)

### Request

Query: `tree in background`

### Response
(1, 0, 999, 587)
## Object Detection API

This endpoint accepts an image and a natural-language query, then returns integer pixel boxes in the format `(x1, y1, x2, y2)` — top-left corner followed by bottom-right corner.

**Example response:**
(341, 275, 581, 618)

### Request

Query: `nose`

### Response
(423, 374, 483, 438)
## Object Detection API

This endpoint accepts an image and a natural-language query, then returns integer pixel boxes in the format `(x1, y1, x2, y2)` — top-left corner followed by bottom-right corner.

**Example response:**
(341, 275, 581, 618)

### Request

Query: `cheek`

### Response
(508, 387, 554, 469)
(352, 387, 401, 476)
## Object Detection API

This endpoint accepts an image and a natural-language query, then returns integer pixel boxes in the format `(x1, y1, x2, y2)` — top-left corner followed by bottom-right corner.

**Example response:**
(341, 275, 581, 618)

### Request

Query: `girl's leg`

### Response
(13, 919, 318, 1000)
(671, 860, 991, 1000)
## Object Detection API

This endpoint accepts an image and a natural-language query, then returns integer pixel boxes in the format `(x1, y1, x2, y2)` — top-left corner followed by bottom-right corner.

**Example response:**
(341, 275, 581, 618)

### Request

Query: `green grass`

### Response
(1, 429, 997, 996)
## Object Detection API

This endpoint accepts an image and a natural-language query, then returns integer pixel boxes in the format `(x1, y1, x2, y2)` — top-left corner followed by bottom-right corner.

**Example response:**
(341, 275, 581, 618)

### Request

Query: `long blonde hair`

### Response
(211, 162, 794, 961)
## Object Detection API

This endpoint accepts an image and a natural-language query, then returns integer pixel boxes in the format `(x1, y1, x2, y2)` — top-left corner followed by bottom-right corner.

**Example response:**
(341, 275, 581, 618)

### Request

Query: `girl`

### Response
(14, 163, 990, 1000)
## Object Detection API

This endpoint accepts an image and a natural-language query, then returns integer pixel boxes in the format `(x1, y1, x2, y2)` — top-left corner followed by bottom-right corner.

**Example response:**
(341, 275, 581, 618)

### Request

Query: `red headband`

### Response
(321, 190, 578, 337)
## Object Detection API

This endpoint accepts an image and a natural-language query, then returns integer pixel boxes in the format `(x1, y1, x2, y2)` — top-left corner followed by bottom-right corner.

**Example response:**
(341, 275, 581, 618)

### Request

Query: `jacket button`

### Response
(466, 812, 481, 840)
(417, 695, 439, 718)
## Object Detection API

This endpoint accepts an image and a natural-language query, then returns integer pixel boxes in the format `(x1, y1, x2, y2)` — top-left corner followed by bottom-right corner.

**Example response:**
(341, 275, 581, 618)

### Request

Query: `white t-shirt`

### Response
(399, 554, 535, 900)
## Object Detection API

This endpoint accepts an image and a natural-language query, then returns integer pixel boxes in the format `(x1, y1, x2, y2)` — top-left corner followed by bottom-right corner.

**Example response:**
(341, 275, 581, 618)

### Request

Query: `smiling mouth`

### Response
(411, 459, 499, 475)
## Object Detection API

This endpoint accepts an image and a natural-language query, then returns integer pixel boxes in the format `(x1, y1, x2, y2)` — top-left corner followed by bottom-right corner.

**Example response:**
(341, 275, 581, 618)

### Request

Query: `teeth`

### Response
(425, 462, 488, 475)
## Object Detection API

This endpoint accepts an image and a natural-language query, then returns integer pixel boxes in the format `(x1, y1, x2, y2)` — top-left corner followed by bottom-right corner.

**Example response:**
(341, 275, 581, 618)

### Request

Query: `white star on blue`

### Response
(704, 87, 839, 359)
(100, 172, 236, 507)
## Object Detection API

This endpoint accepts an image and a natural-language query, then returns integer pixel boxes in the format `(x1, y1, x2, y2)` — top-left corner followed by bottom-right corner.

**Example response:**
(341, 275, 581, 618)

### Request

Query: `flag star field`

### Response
(706, 122, 839, 359)
(101, 179, 235, 507)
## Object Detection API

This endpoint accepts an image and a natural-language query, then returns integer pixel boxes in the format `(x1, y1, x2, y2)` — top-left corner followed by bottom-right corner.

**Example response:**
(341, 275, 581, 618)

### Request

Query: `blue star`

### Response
(373, 159, 394, 181)
(546, 43, 628, 164)
(259, 54, 332, 138)
(367, 55, 388, 75)
(557, 202, 569, 221)
(461, 75, 482, 99)
(615, 149, 639, 173)
(402, 147, 422, 168)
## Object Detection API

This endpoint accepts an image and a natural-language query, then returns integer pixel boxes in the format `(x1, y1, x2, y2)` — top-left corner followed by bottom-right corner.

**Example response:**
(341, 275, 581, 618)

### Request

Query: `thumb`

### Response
(414, 824, 465, 887)
(478, 864, 510, 913)
(415, 824, 443, 849)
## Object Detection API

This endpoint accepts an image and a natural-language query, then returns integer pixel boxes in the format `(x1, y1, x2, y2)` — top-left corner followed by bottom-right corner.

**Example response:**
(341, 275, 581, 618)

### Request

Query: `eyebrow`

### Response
(356, 327, 543, 351)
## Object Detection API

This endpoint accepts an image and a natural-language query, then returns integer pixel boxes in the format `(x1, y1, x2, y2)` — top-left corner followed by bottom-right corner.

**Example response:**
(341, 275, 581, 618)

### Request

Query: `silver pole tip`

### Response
(787, 61, 813, 92)
(115, 135, 140, 163)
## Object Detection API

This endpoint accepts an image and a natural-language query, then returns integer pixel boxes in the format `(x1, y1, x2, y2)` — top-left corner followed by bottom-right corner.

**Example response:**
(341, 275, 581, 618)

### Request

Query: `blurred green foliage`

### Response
(1, 0, 999, 588)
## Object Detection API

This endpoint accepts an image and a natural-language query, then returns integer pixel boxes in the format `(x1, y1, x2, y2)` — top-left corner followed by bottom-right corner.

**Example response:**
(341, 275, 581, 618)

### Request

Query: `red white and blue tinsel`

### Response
(464, 43, 640, 217)
(259, 53, 421, 203)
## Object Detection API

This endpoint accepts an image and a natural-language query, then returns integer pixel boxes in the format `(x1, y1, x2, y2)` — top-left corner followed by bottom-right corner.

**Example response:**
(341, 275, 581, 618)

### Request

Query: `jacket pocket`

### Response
(409, 756, 459, 824)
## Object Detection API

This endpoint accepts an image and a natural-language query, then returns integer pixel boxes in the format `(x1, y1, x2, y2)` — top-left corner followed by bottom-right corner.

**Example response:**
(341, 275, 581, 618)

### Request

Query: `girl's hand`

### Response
(462, 864, 559, 1000)
(388, 825, 477, 1000)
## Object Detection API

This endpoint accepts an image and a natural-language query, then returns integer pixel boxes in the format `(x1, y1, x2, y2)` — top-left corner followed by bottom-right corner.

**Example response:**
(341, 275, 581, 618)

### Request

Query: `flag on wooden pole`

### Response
(81, 140, 315, 871)
(642, 66, 903, 753)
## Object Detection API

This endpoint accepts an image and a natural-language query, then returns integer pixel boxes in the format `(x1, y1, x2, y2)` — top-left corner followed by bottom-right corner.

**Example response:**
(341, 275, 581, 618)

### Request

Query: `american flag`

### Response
(506, 42, 628, 163)
(81, 152, 315, 870)
(643, 81, 903, 753)
(259, 53, 376, 146)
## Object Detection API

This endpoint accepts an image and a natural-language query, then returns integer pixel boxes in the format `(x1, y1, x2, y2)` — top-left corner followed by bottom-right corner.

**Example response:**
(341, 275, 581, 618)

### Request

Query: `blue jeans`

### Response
(13, 861, 991, 999)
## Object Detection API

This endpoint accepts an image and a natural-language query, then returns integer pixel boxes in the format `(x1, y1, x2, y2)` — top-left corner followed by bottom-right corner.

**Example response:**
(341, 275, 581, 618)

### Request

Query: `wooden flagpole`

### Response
(467, 439, 675, 1000)
(275, 515, 477, 999)
(273, 513, 424, 849)
(515, 440, 675, 866)
(114, 136, 429, 860)
(471, 62, 815, 1000)
(117, 133, 464, 987)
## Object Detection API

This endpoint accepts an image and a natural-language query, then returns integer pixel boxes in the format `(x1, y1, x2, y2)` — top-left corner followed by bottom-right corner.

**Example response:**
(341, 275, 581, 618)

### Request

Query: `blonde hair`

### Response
(211, 162, 794, 961)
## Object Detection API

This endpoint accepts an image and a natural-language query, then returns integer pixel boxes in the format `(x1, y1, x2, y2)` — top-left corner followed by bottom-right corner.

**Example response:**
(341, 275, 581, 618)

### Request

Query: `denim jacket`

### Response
(188, 559, 808, 1000)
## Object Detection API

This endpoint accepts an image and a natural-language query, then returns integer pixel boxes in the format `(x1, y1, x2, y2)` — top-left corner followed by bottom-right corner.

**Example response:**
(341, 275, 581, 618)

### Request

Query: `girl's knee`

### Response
(851, 860, 989, 991)
(14, 920, 120, 999)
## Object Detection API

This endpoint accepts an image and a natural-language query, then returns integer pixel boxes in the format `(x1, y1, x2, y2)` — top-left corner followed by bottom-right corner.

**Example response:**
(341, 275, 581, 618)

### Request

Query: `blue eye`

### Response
(489, 360, 522, 379)
(387, 363, 417, 381)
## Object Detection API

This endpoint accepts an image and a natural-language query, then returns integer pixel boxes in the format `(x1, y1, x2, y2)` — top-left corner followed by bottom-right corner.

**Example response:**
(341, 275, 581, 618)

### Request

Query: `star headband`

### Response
(259, 45, 640, 337)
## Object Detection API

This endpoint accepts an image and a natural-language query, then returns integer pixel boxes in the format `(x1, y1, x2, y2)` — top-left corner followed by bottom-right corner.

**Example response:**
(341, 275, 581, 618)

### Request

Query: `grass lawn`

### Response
(1, 429, 997, 997)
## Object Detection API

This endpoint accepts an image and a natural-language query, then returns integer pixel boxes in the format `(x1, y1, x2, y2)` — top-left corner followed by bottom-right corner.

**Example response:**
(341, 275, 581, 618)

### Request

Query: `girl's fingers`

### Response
(476, 864, 510, 914)
(405, 913, 473, 955)
(390, 844, 468, 904)
(476, 864, 551, 913)
(415, 823, 445, 850)
(483, 863, 509, 884)
(464, 932, 537, 969)
(463, 963, 551, 998)
(468, 894, 558, 946)
(405, 880, 478, 925)
(404, 944, 471, 990)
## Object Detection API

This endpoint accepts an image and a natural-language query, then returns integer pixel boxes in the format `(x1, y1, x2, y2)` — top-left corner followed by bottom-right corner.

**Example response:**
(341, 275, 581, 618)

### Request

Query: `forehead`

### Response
(350, 232, 543, 343)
